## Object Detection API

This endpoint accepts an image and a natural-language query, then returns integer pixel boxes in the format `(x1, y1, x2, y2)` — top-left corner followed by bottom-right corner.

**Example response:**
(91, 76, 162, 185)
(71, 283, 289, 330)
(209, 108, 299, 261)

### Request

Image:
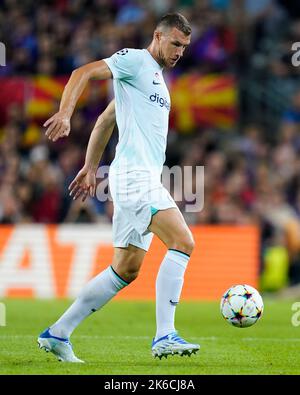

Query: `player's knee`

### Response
(186, 235, 195, 254)
(112, 257, 143, 283)
(169, 233, 195, 256)
(122, 268, 140, 283)
(181, 236, 195, 255)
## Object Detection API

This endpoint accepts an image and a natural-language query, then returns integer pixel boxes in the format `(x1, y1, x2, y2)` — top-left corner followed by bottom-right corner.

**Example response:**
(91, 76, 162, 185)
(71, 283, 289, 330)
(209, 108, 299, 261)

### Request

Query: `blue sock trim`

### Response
(110, 266, 129, 287)
(168, 249, 190, 259)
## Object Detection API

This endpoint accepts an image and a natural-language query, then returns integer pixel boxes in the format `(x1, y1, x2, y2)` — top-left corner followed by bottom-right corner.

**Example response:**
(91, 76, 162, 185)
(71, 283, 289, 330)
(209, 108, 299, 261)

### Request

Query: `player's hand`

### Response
(68, 166, 96, 202)
(44, 111, 71, 142)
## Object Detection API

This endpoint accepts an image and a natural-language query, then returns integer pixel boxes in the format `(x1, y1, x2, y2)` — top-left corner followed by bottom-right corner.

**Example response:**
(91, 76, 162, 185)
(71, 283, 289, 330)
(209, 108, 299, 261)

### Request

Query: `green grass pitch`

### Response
(0, 298, 299, 375)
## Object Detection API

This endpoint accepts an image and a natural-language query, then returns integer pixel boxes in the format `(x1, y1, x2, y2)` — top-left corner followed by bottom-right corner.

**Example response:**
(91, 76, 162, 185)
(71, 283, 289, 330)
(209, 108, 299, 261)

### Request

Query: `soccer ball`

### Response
(220, 284, 264, 328)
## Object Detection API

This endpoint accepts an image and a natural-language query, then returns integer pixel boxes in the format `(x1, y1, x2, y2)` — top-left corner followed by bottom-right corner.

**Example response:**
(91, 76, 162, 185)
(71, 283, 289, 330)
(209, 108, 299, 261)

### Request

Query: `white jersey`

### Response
(104, 48, 171, 178)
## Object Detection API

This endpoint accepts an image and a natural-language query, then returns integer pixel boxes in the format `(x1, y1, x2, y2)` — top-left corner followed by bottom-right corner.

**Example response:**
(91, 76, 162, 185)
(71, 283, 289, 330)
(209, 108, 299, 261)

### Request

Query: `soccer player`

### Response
(38, 13, 200, 362)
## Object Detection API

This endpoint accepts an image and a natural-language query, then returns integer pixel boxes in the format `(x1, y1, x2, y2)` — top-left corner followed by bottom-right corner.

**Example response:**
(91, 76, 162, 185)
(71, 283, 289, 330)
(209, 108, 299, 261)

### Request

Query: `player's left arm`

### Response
(69, 99, 116, 201)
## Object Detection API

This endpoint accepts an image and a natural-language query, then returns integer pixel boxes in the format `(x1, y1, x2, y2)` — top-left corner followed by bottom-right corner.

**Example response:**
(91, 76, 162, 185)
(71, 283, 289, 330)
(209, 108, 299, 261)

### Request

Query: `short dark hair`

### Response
(156, 13, 191, 36)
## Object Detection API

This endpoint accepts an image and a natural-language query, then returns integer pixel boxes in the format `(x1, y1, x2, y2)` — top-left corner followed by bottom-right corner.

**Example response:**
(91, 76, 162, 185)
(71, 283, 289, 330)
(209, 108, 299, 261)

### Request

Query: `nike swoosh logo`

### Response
(170, 300, 179, 306)
(153, 81, 161, 85)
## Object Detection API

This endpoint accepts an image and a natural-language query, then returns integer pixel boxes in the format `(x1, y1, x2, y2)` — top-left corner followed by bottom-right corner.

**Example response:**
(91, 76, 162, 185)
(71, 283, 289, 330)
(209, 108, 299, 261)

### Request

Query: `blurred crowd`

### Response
(0, 0, 239, 75)
(1, 0, 300, 288)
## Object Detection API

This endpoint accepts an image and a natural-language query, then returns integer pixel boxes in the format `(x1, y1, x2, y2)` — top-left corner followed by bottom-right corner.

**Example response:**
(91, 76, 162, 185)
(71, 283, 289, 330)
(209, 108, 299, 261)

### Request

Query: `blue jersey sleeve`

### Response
(103, 48, 144, 80)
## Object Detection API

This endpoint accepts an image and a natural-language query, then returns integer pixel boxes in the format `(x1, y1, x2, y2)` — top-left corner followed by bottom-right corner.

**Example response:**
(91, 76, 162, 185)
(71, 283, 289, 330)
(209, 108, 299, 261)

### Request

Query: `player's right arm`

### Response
(68, 99, 116, 201)
(44, 60, 112, 142)
(44, 49, 143, 142)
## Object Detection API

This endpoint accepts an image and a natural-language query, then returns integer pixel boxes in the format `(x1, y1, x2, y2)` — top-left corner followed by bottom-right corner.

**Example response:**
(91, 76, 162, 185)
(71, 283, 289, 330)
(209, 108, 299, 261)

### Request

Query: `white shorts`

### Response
(109, 171, 177, 251)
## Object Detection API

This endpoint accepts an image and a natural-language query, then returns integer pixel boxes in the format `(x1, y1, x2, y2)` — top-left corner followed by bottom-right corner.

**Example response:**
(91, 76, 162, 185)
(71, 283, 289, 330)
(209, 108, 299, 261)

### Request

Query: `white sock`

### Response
(155, 249, 190, 340)
(49, 266, 128, 338)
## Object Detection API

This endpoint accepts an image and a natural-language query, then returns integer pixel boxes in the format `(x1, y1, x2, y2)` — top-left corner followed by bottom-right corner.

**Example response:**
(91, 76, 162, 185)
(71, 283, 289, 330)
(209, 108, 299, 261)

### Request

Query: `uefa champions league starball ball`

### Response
(220, 284, 264, 328)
